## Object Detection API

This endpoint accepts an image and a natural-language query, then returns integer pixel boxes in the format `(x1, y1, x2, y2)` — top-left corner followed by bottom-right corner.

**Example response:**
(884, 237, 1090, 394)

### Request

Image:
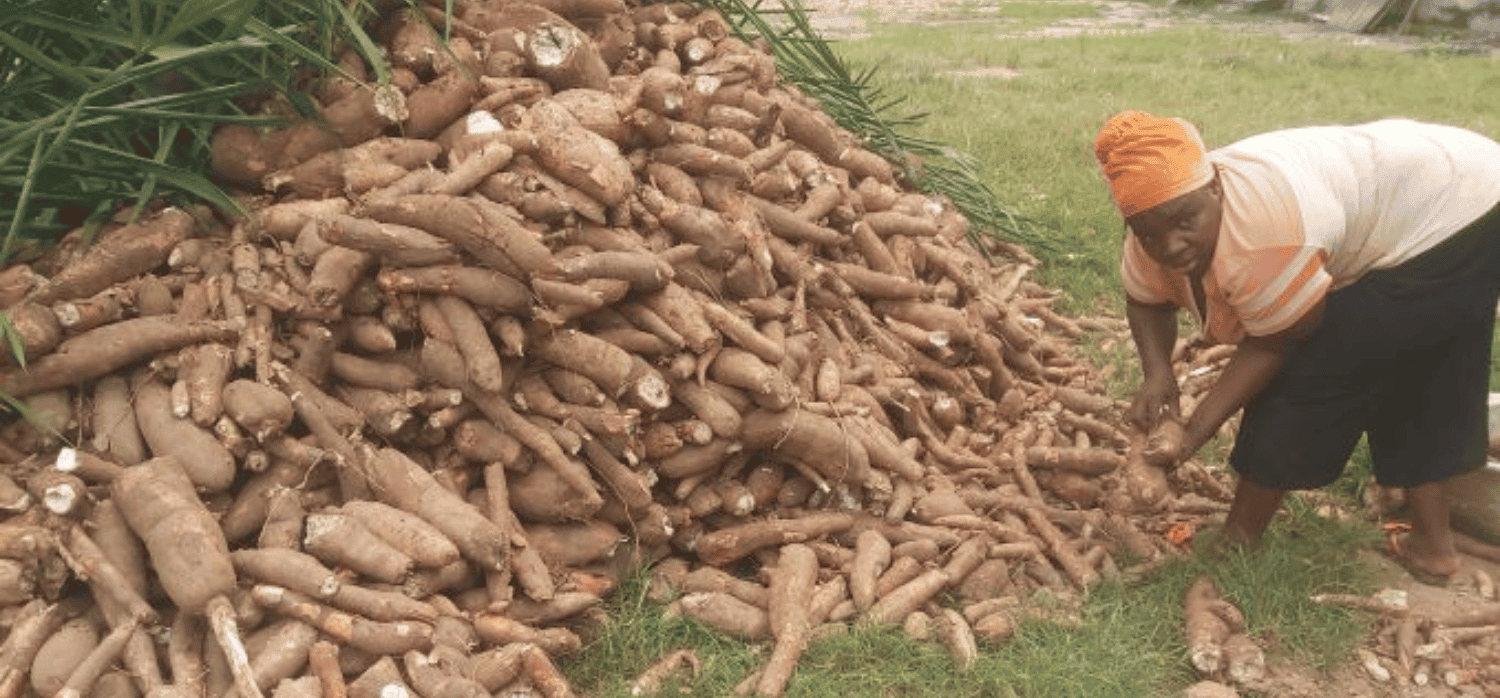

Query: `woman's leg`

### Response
(1396, 479, 1460, 579)
(1221, 477, 1286, 546)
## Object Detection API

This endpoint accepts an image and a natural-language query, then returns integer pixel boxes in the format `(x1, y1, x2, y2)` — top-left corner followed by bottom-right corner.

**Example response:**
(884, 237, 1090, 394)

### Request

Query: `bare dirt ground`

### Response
(786, 3, 1500, 695)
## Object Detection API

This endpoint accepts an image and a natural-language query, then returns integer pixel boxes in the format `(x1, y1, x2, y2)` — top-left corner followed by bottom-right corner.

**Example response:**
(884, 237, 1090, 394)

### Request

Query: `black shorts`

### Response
(1230, 200, 1500, 490)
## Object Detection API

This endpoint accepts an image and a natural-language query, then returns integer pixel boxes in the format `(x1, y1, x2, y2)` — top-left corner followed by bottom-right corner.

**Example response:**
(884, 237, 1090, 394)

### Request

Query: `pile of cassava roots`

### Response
(4, 1, 1475, 697)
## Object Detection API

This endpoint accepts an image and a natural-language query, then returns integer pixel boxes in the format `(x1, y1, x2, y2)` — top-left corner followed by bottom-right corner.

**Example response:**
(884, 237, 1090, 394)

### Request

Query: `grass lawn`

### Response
(559, 3, 1492, 696)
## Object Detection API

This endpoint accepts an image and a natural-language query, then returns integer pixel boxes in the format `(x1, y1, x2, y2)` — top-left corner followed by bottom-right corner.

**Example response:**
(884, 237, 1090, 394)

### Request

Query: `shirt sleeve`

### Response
(1220, 245, 1331, 336)
(1120, 235, 1192, 309)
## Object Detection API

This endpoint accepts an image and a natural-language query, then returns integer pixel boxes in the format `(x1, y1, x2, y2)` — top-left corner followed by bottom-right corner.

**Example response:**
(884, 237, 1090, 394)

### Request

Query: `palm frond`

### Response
(0, 0, 388, 262)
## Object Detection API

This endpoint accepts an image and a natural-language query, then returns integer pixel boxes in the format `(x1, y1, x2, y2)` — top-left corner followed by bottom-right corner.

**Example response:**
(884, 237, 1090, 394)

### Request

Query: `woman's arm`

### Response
(1151, 297, 1326, 464)
(1125, 296, 1181, 429)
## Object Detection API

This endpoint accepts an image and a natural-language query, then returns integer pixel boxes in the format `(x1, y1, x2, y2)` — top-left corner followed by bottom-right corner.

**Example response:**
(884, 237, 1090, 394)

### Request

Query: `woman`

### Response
(1095, 111, 1500, 584)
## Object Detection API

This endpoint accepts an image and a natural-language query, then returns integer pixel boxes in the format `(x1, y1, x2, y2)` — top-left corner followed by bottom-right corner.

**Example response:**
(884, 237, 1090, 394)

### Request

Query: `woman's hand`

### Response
(1127, 372, 1180, 431)
(1142, 419, 1188, 469)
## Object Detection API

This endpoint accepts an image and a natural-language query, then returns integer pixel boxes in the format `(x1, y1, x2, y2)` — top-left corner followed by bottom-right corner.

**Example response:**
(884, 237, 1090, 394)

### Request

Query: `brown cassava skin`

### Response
(517, 643, 578, 698)
(528, 100, 632, 205)
(700, 302, 783, 365)
(1119, 447, 1172, 511)
(222, 378, 295, 441)
(339, 500, 462, 570)
(645, 162, 704, 206)
(503, 591, 600, 627)
(319, 215, 461, 268)
(30, 617, 99, 698)
(209, 124, 284, 189)
(749, 195, 845, 247)
(434, 294, 505, 393)
(529, 328, 640, 398)
(63, 525, 157, 625)
(1024, 446, 1125, 476)
(361, 194, 551, 278)
(179, 342, 233, 428)
(936, 609, 979, 672)
(672, 592, 770, 641)
(831, 262, 925, 300)
(1184, 577, 1244, 676)
(670, 379, 742, 438)
(453, 418, 525, 465)
(507, 463, 605, 523)
(515, 10, 611, 92)
(111, 457, 236, 614)
(523, 520, 622, 567)
(29, 207, 195, 306)
(653, 438, 737, 480)
(219, 446, 328, 542)
(848, 416, 925, 482)
(580, 438, 652, 512)
(0, 302, 62, 368)
(463, 388, 604, 508)
(681, 566, 770, 608)
(863, 210, 939, 239)
(329, 352, 422, 393)
(1052, 385, 1116, 416)
(361, 446, 511, 573)
(758, 543, 819, 697)
(403, 650, 491, 698)
(695, 512, 855, 567)
(250, 585, 434, 656)
(307, 641, 345, 698)
(0, 600, 67, 698)
(238, 618, 320, 698)
(554, 250, 673, 293)
(740, 409, 872, 488)
(346, 656, 412, 698)
(472, 616, 581, 657)
(548, 88, 629, 143)
(869, 568, 950, 626)
(941, 536, 990, 588)
(132, 378, 238, 493)
(307, 245, 375, 308)
(403, 72, 480, 140)
(482, 464, 558, 604)
(640, 283, 717, 354)
(708, 348, 795, 411)
(850, 529, 892, 612)
(652, 142, 753, 186)
(303, 511, 415, 584)
(234, 545, 426, 618)
(0, 317, 236, 398)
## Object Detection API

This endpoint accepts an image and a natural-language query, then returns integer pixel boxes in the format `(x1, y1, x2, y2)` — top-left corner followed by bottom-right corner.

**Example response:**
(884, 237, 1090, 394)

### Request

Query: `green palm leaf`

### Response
(0, 0, 390, 261)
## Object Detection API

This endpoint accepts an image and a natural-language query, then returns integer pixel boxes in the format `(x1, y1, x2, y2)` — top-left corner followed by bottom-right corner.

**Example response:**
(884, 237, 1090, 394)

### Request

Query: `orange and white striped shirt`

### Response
(1122, 119, 1500, 344)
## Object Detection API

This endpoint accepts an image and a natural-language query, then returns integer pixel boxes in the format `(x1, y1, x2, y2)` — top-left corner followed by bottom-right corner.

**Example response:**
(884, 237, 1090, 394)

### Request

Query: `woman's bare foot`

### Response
(1394, 480, 1461, 585)
(1390, 529, 1460, 585)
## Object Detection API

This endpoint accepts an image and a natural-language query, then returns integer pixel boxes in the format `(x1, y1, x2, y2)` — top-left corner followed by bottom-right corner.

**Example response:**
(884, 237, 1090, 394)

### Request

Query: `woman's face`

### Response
(1126, 178, 1222, 277)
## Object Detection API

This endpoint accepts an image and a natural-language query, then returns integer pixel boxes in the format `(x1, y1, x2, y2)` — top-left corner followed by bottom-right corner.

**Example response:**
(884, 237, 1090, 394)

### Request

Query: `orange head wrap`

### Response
(1094, 110, 1214, 218)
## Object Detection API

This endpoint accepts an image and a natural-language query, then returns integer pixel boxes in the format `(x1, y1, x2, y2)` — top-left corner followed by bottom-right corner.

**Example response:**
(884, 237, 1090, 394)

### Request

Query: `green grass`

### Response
(827, 21, 1499, 315)
(566, 513, 1381, 698)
